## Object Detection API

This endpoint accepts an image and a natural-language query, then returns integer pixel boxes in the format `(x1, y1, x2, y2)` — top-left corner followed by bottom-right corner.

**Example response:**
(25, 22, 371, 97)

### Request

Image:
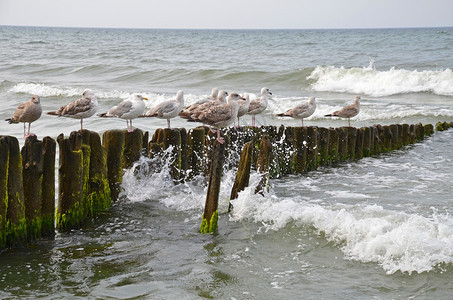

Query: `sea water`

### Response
(0, 26, 453, 299)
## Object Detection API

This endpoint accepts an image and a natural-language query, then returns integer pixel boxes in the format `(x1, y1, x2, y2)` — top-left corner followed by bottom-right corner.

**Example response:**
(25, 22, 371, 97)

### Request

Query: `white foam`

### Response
(308, 65, 453, 97)
(229, 193, 453, 274)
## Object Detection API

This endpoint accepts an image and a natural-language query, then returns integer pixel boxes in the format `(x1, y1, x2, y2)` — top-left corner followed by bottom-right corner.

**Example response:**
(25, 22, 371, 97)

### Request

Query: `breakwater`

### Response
(1, 121, 452, 250)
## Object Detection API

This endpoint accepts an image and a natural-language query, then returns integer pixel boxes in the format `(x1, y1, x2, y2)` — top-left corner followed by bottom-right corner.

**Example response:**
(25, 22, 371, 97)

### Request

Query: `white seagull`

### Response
(276, 97, 316, 126)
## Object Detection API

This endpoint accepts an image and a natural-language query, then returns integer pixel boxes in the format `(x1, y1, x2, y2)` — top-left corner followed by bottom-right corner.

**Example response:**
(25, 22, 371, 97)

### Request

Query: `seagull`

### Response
(144, 90, 184, 128)
(236, 93, 250, 127)
(178, 88, 218, 119)
(99, 95, 148, 132)
(189, 92, 243, 144)
(5, 95, 42, 138)
(183, 90, 228, 121)
(247, 87, 272, 127)
(276, 97, 316, 126)
(47, 89, 98, 130)
(325, 96, 361, 127)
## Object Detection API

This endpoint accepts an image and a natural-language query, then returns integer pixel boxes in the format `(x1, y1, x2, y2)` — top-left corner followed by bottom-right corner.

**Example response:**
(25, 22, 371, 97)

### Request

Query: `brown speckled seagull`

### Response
(6, 95, 42, 138)
(325, 96, 360, 127)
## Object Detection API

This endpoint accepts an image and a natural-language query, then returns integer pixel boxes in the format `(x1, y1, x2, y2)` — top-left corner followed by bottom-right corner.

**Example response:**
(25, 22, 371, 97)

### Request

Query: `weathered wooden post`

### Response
(187, 127, 206, 180)
(337, 127, 349, 161)
(21, 135, 43, 241)
(179, 128, 188, 179)
(279, 125, 295, 176)
(423, 124, 434, 137)
(306, 126, 318, 171)
(229, 142, 253, 211)
(362, 127, 372, 157)
(56, 132, 84, 231)
(255, 135, 273, 195)
(293, 127, 307, 173)
(327, 128, 339, 164)
(346, 127, 357, 160)
(41, 136, 56, 238)
(200, 140, 226, 234)
(408, 124, 416, 144)
(103, 129, 125, 201)
(123, 129, 144, 169)
(401, 124, 410, 146)
(163, 128, 182, 181)
(142, 131, 149, 156)
(355, 127, 364, 160)
(80, 130, 111, 217)
(0, 137, 8, 249)
(317, 127, 330, 166)
(4, 136, 27, 247)
(389, 124, 400, 150)
(414, 123, 424, 142)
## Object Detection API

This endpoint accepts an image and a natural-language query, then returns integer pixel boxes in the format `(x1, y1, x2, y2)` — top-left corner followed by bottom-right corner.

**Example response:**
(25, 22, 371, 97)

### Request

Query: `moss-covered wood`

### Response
(0, 137, 8, 250)
(346, 127, 357, 160)
(56, 132, 84, 231)
(179, 128, 188, 179)
(423, 124, 434, 137)
(4, 136, 27, 248)
(306, 127, 318, 171)
(389, 124, 400, 150)
(337, 127, 349, 161)
(401, 124, 410, 146)
(255, 135, 273, 195)
(317, 127, 330, 166)
(229, 142, 253, 211)
(123, 128, 144, 169)
(327, 128, 339, 164)
(355, 127, 364, 160)
(80, 130, 111, 217)
(200, 140, 226, 234)
(41, 136, 56, 238)
(21, 135, 43, 241)
(186, 127, 205, 180)
(103, 129, 125, 201)
(362, 127, 372, 157)
(292, 127, 307, 173)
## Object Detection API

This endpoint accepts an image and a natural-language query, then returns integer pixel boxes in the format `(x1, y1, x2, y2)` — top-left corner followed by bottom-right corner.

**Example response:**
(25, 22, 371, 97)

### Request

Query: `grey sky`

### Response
(1, 0, 452, 29)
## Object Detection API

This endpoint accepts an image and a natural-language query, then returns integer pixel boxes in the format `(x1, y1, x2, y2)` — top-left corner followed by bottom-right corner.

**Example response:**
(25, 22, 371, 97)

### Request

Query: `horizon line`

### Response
(1, 24, 452, 31)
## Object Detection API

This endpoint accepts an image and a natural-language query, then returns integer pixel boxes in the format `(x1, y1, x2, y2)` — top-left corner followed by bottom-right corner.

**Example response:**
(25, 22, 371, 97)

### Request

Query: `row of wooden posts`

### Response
(1, 121, 452, 250)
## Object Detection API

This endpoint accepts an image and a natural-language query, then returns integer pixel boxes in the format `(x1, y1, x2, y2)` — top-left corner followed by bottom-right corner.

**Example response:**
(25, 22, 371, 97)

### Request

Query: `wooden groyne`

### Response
(0, 121, 452, 249)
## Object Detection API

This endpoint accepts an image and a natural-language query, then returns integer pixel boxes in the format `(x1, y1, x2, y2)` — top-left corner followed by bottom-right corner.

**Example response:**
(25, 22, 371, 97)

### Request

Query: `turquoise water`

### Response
(1, 26, 453, 299)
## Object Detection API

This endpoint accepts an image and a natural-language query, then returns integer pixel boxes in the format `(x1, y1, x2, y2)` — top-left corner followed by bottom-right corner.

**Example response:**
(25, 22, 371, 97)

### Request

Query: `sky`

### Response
(0, 0, 452, 30)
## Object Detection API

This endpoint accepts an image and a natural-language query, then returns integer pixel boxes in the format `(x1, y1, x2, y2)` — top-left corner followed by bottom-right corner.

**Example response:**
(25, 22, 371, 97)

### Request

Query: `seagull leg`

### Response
(252, 115, 255, 127)
(301, 119, 304, 127)
(167, 119, 170, 129)
(80, 119, 83, 130)
(216, 129, 225, 144)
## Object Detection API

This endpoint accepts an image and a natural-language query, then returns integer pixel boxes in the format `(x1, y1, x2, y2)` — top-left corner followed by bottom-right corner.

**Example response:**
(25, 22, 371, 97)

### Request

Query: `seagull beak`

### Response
(143, 97, 149, 100)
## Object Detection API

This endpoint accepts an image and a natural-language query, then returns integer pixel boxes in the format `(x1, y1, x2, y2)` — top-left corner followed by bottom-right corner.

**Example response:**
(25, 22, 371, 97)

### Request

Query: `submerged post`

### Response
(255, 135, 273, 195)
(200, 140, 226, 234)
(103, 129, 125, 201)
(41, 136, 56, 238)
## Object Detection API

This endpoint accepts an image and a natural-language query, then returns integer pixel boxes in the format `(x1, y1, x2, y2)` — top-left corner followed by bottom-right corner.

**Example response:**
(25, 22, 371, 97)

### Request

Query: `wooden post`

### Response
(80, 130, 111, 217)
(255, 135, 273, 195)
(327, 128, 339, 164)
(337, 127, 349, 161)
(306, 126, 318, 171)
(179, 128, 188, 179)
(389, 124, 400, 150)
(163, 128, 182, 181)
(317, 127, 330, 166)
(346, 127, 357, 160)
(200, 140, 226, 234)
(103, 129, 125, 201)
(41, 136, 56, 238)
(280, 125, 295, 176)
(362, 127, 372, 157)
(21, 135, 43, 241)
(123, 128, 144, 169)
(4, 136, 27, 247)
(423, 124, 434, 137)
(142, 131, 149, 157)
(292, 127, 307, 173)
(56, 132, 84, 231)
(408, 124, 416, 144)
(401, 124, 410, 146)
(414, 123, 424, 142)
(355, 127, 364, 160)
(0, 137, 8, 249)
(229, 142, 253, 211)
(187, 127, 206, 180)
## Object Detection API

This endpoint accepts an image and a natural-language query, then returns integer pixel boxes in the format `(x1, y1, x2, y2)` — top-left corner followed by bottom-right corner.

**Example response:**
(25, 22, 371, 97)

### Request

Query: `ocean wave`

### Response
(229, 193, 453, 274)
(308, 66, 453, 97)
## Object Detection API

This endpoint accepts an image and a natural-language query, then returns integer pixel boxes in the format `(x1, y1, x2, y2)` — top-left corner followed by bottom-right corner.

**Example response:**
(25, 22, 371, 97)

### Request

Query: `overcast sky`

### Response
(1, 0, 452, 29)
